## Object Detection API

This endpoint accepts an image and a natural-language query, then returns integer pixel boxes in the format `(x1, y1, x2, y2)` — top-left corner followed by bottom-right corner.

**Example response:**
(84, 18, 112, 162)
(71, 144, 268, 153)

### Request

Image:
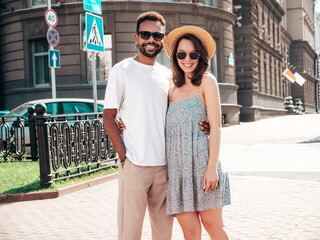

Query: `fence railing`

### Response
(0, 103, 118, 187)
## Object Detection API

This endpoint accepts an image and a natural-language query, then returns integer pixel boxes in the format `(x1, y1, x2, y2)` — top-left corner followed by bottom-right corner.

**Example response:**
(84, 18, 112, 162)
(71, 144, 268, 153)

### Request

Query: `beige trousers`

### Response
(118, 160, 173, 240)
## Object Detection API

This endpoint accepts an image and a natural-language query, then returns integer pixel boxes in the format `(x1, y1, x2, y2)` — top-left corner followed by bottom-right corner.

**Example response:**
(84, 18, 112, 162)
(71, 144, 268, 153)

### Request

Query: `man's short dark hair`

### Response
(136, 11, 166, 33)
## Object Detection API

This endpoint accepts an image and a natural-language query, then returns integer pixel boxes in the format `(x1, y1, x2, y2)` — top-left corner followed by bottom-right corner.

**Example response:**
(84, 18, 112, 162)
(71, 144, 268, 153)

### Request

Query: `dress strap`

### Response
(170, 86, 175, 101)
(197, 86, 200, 95)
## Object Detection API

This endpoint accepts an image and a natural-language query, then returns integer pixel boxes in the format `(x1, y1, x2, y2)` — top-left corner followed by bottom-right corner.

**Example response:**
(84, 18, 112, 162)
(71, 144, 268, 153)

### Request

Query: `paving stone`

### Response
(1, 114, 320, 239)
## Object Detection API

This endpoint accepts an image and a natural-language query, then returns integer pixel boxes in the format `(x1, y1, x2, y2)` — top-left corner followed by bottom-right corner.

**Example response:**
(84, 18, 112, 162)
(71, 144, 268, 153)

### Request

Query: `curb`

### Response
(0, 172, 118, 204)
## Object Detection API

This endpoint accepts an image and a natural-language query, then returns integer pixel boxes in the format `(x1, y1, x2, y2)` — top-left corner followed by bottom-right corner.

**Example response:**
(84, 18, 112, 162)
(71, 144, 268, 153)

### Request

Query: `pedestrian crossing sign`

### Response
(85, 12, 104, 52)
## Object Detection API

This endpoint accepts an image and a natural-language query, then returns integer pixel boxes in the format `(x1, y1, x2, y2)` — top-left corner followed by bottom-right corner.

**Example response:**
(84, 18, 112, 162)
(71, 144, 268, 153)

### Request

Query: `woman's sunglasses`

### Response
(137, 31, 165, 41)
(176, 51, 200, 60)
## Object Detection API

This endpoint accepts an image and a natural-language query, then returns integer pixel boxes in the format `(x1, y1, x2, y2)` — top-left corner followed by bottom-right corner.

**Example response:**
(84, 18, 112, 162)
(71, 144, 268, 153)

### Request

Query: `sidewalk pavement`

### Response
(1, 114, 320, 240)
(1, 176, 319, 240)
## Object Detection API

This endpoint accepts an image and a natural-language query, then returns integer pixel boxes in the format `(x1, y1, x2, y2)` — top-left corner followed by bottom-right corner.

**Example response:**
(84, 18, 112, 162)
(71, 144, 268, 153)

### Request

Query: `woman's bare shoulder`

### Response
(202, 73, 218, 87)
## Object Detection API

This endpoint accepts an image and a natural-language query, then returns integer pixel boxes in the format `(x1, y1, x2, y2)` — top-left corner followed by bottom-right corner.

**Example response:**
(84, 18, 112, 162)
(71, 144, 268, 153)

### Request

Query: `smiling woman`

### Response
(164, 26, 230, 240)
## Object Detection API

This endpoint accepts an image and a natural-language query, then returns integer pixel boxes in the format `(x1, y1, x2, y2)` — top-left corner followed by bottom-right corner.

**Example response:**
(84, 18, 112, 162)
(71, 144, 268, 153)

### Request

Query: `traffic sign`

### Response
(47, 28, 60, 47)
(83, 0, 102, 15)
(86, 12, 104, 52)
(48, 50, 60, 68)
(45, 9, 58, 27)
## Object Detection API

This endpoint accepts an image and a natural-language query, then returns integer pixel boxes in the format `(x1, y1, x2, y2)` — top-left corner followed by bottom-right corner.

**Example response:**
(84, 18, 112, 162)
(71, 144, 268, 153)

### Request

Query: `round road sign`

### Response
(45, 9, 58, 28)
(47, 28, 60, 47)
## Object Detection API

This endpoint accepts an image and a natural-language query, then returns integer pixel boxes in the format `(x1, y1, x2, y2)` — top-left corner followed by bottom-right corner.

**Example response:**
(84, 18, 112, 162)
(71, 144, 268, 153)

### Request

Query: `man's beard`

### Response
(137, 42, 163, 58)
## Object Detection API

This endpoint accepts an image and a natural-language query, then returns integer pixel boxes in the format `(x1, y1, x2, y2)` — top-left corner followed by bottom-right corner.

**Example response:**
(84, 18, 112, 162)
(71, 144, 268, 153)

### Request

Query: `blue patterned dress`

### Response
(165, 88, 231, 216)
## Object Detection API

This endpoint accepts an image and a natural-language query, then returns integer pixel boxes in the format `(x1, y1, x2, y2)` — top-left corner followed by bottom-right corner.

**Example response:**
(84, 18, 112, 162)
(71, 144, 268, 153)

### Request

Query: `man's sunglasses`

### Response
(176, 51, 200, 60)
(137, 31, 165, 41)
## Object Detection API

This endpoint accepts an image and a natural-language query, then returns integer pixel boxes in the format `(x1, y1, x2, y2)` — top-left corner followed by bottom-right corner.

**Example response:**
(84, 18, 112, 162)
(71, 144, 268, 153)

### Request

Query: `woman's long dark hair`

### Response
(171, 34, 209, 87)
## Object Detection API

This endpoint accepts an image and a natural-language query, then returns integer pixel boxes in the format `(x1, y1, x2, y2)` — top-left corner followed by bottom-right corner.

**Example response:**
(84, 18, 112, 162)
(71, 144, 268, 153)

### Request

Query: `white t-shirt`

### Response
(104, 57, 171, 166)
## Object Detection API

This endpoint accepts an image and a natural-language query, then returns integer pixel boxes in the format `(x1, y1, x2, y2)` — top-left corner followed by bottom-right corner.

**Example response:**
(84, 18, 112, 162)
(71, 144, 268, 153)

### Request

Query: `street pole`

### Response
(92, 52, 98, 112)
(48, 0, 56, 99)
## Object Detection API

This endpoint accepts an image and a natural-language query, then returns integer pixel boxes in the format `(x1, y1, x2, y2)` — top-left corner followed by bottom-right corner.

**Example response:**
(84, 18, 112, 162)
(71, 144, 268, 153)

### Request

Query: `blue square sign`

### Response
(48, 50, 60, 68)
(86, 12, 104, 52)
(83, 0, 102, 15)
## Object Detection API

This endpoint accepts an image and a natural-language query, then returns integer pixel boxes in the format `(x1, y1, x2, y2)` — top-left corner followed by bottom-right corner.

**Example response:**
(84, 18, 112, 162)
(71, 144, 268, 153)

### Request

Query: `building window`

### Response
(32, 39, 49, 86)
(258, 57, 261, 92)
(205, 0, 216, 6)
(274, 60, 277, 96)
(273, 22, 275, 47)
(209, 51, 219, 80)
(87, 34, 112, 82)
(262, 12, 265, 39)
(31, 0, 47, 7)
(207, 39, 219, 80)
(157, 48, 171, 70)
(279, 62, 282, 97)
(269, 60, 272, 94)
(264, 62, 267, 94)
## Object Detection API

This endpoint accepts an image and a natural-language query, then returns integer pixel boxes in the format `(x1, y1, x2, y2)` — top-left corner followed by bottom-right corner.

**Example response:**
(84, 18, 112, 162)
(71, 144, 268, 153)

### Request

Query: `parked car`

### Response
(2, 98, 104, 156)
(0, 110, 9, 117)
(4, 98, 104, 119)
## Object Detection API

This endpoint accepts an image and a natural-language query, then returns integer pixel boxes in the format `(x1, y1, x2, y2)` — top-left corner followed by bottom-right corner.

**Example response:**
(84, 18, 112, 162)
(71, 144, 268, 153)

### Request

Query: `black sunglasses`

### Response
(137, 31, 165, 41)
(176, 51, 200, 60)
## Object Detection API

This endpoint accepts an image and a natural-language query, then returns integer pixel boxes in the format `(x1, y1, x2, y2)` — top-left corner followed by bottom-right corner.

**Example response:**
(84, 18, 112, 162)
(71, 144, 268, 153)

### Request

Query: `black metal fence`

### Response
(0, 115, 28, 161)
(0, 103, 118, 186)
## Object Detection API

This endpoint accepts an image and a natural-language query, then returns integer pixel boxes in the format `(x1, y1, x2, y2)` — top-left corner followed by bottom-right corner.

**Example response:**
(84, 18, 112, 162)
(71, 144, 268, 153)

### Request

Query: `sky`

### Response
(316, 1, 320, 12)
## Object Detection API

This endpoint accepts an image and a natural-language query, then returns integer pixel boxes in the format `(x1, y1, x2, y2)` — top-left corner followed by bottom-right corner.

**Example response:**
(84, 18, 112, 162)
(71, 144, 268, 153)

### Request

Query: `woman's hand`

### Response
(203, 167, 219, 193)
(117, 118, 126, 134)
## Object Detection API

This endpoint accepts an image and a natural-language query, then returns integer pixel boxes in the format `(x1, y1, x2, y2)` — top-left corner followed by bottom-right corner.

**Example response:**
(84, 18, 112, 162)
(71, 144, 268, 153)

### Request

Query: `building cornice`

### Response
(280, 26, 293, 42)
(299, 72, 317, 83)
(0, 2, 237, 25)
(261, 0, 285, 21)
(256, 37, 283, 59)
(291, 40, 317, 57)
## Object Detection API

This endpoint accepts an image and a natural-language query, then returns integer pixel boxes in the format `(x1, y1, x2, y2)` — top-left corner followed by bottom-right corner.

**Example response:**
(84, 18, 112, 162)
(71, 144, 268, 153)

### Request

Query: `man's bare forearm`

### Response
(103, 109, 126, 160)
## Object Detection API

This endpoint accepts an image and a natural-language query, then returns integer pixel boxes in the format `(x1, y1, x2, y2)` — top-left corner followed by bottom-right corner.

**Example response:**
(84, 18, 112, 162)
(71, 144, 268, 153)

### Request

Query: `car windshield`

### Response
(4, 103, 33, 118)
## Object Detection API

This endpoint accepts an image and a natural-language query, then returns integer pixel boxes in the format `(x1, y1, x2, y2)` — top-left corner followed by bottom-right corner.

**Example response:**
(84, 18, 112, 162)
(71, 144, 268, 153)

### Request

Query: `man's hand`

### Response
(103, 109, 127, 167)
(199, 119, 210, 134)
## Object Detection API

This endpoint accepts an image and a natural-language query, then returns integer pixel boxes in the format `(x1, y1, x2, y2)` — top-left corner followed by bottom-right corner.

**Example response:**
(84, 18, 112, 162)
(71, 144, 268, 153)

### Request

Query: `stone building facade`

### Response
(1, 0, 318, 124)
(233, 0, 318, 121)
(0, 0, 240, 124)
(286, 0, 318, 113)
(233, 0, 287, 121)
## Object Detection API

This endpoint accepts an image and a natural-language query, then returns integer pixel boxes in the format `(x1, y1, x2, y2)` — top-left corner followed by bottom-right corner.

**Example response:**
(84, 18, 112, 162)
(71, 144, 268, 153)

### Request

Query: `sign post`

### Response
(47, 29, 59, 47)
(84, 10, 104, 112)
(92, 53, 98, 112)
(45, 0, 59, 99)
(49, 50, 60, 68)
(45, 9, 58, 28)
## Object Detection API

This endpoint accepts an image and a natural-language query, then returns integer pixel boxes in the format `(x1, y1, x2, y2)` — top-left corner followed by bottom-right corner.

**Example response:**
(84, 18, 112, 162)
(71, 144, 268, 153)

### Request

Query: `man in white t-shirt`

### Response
(103, 11, 173, 240)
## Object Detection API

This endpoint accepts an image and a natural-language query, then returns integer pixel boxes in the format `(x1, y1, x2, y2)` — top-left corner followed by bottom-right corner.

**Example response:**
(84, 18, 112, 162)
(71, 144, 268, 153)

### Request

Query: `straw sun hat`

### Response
(164, 26, 216, 60)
